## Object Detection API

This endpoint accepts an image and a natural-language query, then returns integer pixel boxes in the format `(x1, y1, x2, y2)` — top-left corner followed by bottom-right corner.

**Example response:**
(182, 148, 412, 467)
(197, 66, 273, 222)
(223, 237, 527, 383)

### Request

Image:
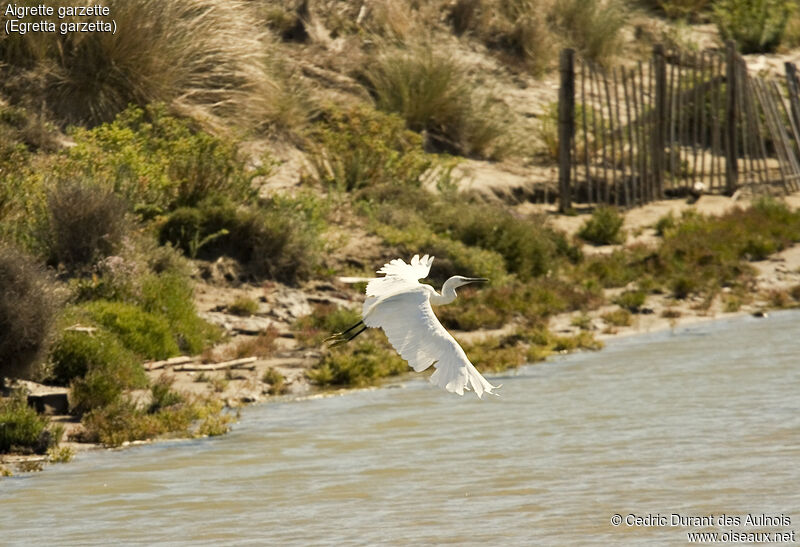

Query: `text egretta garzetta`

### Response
(327, 254, 499, 398)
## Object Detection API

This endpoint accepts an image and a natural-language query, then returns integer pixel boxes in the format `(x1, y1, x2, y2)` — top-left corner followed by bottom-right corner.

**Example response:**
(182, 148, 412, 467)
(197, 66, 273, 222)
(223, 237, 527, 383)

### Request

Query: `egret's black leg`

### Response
(328, 325, 368, 347)
(324, 320, 365, 346)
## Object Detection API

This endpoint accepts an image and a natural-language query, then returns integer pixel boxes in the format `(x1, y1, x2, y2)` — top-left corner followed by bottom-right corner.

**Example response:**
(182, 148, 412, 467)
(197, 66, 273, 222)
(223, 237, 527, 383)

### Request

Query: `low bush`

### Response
(293, 304, 362, 346)
(361, 46, 509, 158)
(645, 0, 711, 20)
(79, 394, 230, 446)
(307, 106, 433, 192)
(602, 308, 632, 327)
(231, 327, 279, 359)
(307, 335, 408, 388)
(139, 273, 221, 355)
(49, 329, 143, 387)
(578, 206, 626, 245)
(262, 368, 288, 395)
(55, 105, 258, 213)
(227, 296, 259, 317)
(713, 0, 793, 53)
(0, 245, 60, 380)
(82, 301, 179, 360)
(0, 392, 55, 454)
(159, 196, 323, 284)
(614, 290, 647, 312)
(43, 179, 128, 273)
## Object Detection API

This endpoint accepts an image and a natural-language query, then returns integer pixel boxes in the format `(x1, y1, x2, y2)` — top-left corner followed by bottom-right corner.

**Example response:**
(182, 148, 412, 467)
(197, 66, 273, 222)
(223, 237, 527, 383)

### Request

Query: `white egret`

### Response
(327, 254, 500, 398)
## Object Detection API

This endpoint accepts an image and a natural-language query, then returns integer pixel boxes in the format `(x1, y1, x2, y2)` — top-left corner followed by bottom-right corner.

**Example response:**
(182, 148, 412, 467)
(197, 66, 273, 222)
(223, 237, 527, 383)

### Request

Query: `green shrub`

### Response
(429, 202, 576, 279)
(0, 392, 54, 454)
(650, 0, 712, 20)
(139, 273, 220, 354)
(159, 197, 323, 284)
(56, 105, 257, 213)
(82, 301, 179, 359)
(49, 329, 143, 387)
(614, 290, 647, 312)
(293, 303, 362, 346)
(43, 179, 128, 272)
(602, 308, 632, 326)
(308, 335, 408, 388)
(578, 206, 626, 245)
(263, 368, 288, 395)
(0, 0, 280, 129)
(362, 46, 509, 159)
(713, 0, 793, 53)
(148, 376, 184, 413)
(0, 245, 60, 380)
(79, 393, 229, 446)
(227, 296, 258, 317)
(307, 106, 433, 192)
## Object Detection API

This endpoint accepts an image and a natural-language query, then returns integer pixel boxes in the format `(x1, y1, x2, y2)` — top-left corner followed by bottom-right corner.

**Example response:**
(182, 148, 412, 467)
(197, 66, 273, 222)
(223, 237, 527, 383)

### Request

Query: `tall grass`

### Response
(549, 0, 627, 67)
(0, 0, 280, 130)
(362, 45, 510, 159)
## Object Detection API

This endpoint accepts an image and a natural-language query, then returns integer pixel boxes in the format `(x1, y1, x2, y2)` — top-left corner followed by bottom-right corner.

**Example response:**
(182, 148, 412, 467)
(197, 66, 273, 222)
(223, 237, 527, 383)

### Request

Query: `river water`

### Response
(2, 311, 799, 546)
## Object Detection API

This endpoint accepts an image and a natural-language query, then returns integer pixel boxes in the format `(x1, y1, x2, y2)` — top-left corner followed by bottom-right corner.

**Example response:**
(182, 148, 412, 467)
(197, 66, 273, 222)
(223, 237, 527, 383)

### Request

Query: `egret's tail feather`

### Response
(428, 358, 500, 399)
(324, 321, 367, 347)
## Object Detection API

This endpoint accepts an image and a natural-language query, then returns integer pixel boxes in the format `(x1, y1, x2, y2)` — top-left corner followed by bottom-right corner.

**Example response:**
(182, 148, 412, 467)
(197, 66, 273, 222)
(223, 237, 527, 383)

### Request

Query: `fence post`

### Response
(785, 62, 800, 134)
(724, 40, 738, 194)
(558, 48, 575, 213)
(652, 44, 667, 198)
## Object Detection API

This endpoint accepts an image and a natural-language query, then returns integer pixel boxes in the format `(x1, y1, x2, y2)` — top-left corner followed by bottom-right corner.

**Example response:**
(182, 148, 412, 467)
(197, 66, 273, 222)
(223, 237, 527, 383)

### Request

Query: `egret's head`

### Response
(446, 276, 489, 290)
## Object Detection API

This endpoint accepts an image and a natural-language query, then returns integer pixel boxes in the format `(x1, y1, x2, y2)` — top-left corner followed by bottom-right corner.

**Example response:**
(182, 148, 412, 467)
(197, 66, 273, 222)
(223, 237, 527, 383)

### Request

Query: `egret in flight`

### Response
(327, 254, 499, 398)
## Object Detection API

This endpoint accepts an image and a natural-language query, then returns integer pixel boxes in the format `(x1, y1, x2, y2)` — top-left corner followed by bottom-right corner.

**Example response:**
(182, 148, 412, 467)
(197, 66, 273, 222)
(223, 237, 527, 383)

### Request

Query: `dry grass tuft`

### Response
(1, 0, 285, 131)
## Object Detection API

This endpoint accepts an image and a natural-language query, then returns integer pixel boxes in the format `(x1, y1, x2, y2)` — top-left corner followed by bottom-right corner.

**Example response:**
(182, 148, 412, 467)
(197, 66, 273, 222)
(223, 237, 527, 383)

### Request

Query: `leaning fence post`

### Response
(785, 62, 800, 136)
(558, 48, 575, 213)
(725, 40, 738, 194)
(653, 44, 667, 198)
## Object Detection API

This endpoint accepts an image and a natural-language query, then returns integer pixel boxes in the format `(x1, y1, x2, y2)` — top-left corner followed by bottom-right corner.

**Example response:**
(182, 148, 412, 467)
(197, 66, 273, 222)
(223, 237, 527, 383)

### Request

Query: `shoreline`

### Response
(4, 195, 800, 475)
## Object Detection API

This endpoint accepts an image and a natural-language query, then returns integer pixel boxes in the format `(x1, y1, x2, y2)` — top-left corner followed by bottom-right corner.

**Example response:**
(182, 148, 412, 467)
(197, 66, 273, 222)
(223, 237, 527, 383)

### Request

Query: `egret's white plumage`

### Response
(359, 254, 499, 398)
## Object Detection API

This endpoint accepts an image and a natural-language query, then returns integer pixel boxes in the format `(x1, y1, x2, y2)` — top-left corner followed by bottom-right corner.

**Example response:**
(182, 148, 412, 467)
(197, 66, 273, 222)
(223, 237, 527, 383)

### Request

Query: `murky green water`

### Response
(2, 311, 799, 546)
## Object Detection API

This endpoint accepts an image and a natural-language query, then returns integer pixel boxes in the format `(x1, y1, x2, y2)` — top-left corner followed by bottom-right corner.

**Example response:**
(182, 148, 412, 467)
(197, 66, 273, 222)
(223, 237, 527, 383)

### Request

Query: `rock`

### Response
(231, 316, 275, 335)
(27, 392, 69, 415)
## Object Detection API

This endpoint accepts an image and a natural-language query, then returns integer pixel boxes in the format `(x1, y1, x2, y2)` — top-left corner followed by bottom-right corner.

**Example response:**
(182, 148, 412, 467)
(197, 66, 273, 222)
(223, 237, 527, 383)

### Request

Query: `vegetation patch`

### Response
(0, 245, 61, 381)
(307, 334, 408, 388)
(362, 45, 510, 158)
(578, 206, 626, 246)
(0, 391, 57, 454)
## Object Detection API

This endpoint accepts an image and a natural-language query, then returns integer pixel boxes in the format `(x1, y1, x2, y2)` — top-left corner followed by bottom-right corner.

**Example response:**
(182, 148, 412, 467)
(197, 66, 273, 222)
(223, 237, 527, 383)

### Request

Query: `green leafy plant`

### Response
(56, 105, 258, 212)
(578, 206, 626, 246)
(713, 0, 793, 53)
(307, 106, 433, 192)
(0, 391, 54, 454)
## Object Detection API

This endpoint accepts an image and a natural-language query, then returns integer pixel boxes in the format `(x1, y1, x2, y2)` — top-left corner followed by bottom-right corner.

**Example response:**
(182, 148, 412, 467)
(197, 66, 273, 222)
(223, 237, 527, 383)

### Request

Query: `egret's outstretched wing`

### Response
(376, 254, 433, 281)
(363, 286, 498, 398)
(364, 254, 434, 314)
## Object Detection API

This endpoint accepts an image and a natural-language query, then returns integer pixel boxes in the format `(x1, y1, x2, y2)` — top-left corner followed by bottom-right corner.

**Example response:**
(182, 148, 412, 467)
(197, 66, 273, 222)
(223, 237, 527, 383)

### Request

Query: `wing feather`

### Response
(362, 285, 498, 398)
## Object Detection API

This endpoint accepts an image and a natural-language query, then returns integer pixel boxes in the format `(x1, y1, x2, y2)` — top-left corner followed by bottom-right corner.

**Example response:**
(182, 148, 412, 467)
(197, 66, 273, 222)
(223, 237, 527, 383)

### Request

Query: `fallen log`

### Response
(144, 356, 196, 371)
(174, 357, 257, 372)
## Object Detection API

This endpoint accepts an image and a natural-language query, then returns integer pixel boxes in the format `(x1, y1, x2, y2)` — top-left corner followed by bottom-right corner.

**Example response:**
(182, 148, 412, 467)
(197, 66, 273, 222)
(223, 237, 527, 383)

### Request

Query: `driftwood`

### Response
(64, 325, 97, 334)
(174, 357, 257, 372)
(144, 356, 196, 371)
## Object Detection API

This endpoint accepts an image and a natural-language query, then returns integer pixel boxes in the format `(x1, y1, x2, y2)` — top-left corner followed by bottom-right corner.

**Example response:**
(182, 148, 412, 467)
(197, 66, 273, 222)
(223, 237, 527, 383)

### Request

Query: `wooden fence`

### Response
(558, 41, 800, 211)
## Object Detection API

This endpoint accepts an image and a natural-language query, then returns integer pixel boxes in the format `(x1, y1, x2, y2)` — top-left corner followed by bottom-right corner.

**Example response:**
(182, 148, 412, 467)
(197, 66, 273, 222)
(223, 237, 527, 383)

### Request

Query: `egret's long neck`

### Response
(430, 279, 459, 306)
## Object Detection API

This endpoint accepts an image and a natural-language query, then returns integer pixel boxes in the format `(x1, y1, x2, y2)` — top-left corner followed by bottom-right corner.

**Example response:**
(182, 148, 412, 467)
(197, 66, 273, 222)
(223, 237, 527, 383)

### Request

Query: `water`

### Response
(2, 311, 799, 546)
